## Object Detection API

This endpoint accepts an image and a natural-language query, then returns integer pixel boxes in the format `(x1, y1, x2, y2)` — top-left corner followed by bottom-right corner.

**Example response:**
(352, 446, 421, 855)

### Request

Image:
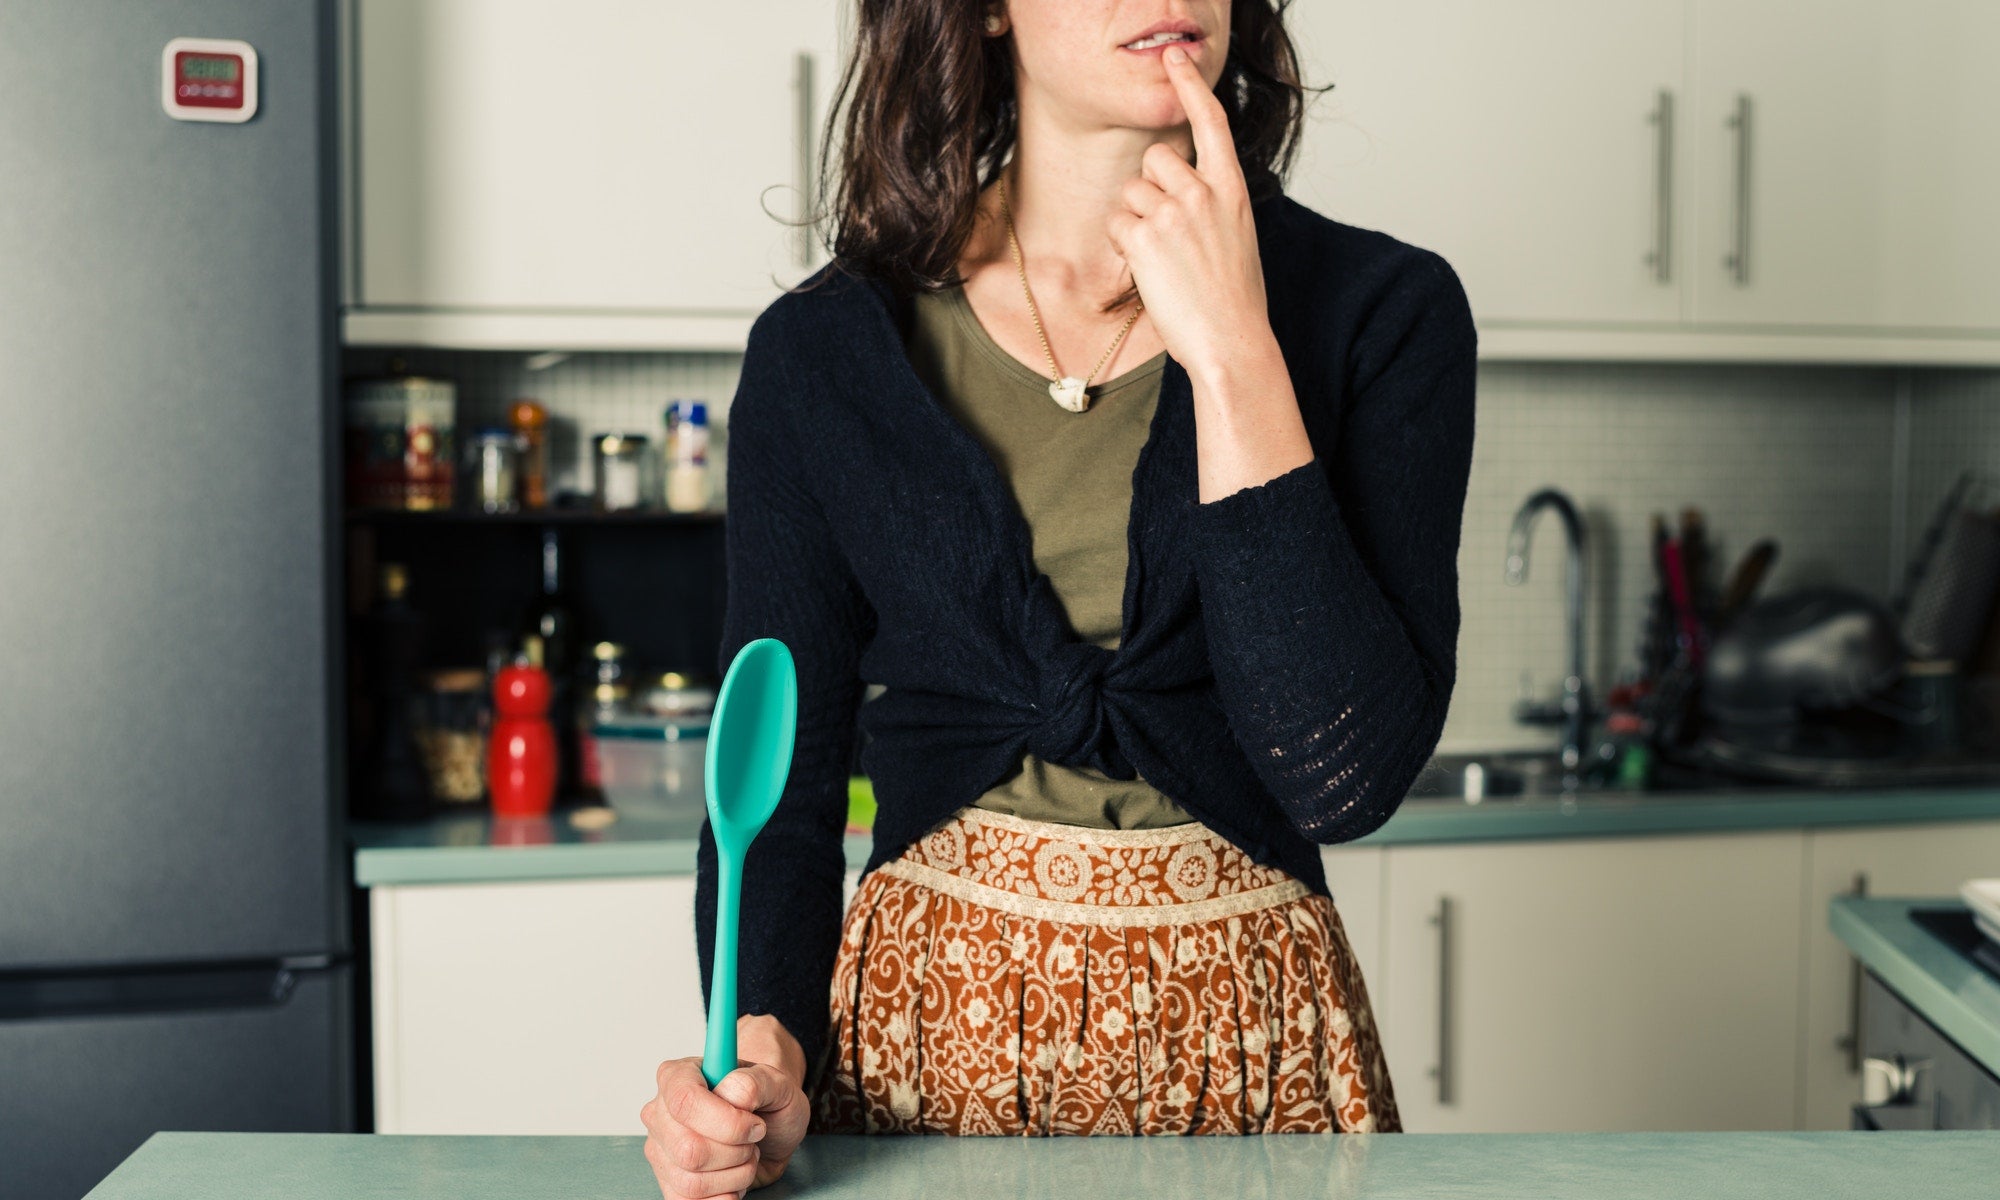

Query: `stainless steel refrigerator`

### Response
(0, 2, 351, 1197)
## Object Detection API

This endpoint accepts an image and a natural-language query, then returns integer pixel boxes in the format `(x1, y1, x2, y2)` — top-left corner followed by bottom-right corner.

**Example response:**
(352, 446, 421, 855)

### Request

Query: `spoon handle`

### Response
(701, 851, 742, 1087)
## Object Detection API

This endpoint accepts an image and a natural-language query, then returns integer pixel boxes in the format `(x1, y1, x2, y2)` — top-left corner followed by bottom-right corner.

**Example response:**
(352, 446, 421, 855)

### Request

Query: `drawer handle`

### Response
(1429, 895, 1455, 1106)
(1836, 872, 1869, 1073)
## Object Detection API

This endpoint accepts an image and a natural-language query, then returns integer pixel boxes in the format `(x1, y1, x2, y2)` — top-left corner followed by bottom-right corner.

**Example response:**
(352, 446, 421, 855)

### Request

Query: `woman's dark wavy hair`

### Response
(777, 1, 1332, 315)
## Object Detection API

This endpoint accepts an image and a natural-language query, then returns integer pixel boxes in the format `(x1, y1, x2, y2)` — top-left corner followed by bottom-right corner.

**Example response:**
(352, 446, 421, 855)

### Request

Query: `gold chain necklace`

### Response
(1000, 169, 1143, 413)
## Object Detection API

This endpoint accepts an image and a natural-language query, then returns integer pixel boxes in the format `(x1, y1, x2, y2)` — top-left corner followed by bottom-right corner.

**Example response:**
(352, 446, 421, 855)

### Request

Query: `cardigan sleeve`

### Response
(1184, 248, 1477, 845)
(694, 311, 873, 1080)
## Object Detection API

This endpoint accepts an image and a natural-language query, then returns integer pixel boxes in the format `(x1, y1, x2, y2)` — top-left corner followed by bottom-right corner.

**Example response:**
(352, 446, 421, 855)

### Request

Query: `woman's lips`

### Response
(1120, 36, 1203, 57)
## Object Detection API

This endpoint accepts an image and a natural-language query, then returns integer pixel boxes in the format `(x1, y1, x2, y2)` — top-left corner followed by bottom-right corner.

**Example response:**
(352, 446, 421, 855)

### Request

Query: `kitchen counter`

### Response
(1831, 896, 2000, 1078)
(351, 779, 2000, 886)
(350, 808, 863, 886)
(88, 1130, 2000, 1199)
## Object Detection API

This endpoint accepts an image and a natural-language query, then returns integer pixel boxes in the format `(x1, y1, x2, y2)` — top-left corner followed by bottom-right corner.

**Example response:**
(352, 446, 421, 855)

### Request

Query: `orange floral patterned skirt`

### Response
(809, 808, 1401, 1136)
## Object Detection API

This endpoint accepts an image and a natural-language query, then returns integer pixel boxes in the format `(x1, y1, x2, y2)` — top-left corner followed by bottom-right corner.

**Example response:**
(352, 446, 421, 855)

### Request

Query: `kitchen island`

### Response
(87, 1130, 2000, 1199)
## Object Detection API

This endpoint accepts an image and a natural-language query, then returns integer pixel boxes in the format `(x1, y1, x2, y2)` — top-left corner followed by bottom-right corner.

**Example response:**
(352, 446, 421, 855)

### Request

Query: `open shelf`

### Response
(344, 507, 723, 526)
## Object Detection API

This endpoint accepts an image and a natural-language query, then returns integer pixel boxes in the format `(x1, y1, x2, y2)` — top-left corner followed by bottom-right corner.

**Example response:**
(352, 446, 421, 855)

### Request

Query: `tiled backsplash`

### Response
(1905, 367, 2000, 586)
(342, 346, 1995, 755)
(1452, 362, 1903, 751)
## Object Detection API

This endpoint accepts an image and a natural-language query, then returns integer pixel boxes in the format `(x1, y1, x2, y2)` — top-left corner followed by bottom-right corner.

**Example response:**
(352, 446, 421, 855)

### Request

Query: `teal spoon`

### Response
(701, 636, 799, 1088)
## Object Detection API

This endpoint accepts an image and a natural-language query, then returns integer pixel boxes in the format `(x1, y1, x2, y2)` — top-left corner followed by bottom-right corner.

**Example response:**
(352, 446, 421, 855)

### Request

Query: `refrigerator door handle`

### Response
(0, 958, 336, 1022)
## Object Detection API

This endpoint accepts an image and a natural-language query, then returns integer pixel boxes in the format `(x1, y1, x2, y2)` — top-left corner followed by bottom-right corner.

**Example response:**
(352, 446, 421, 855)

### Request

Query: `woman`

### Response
(642, 1, 1475, 1194)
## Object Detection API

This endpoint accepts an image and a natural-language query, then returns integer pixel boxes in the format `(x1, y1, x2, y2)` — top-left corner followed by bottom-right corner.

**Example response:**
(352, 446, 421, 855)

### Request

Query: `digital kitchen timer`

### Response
(161, 37, 259, 123)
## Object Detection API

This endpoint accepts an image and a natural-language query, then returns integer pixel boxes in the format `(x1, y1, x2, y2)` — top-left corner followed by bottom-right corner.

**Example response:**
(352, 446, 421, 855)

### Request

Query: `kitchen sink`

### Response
(1401, 747, 1798, 803)
(1402, 750, 1577, 802)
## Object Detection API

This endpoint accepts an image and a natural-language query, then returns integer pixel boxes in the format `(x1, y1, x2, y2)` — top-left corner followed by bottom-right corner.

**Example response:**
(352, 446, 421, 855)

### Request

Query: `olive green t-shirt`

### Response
(904, 282, 1194, 830)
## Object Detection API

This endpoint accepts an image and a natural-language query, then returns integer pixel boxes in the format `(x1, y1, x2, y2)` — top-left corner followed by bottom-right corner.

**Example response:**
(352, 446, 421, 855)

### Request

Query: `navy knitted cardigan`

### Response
(696, 190, 1478, 1075)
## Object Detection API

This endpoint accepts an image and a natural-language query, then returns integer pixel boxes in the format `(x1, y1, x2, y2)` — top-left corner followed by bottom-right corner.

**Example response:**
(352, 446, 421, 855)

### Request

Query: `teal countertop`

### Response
(351, 809, 876, 886)
(89, 1130, 2000, 1199)
(352, 782, 2000, 887)
(1830, 896, 2000, 1078)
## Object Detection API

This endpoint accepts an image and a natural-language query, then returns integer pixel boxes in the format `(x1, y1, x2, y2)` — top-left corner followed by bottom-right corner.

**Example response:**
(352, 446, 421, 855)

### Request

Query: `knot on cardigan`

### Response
(1024, 641, 1134, 779)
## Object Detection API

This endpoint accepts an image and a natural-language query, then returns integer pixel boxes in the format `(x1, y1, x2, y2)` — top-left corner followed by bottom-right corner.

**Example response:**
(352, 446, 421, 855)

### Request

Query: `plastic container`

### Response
(509, 399, 550, 510)
(663, 399, 711, 512)
(591, 712, 710, 820)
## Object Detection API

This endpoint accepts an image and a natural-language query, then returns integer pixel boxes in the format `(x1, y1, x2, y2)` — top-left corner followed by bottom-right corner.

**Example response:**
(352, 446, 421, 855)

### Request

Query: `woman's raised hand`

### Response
(1105, 43, 1272, 387)
(641, 1016, 811, 1199)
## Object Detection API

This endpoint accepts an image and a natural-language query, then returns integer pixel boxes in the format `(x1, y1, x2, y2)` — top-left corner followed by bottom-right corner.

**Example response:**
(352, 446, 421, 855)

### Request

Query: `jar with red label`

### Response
(343, 374, 457, 510)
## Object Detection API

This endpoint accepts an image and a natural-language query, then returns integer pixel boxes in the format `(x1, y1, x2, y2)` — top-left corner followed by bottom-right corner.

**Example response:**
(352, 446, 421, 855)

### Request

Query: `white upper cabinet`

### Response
(1287, 0, 2000, 362)
(346, 0, 848, 347)
(1288, 0, 1689, 328)
(342, 1, 2000, 358)
(1689, 0, 2000, 332)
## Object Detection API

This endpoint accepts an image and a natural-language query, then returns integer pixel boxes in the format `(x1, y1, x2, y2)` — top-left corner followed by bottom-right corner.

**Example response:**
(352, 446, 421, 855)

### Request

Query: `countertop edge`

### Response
(1829, 896, 2000, 1078)
(351, 785, 2000, 888)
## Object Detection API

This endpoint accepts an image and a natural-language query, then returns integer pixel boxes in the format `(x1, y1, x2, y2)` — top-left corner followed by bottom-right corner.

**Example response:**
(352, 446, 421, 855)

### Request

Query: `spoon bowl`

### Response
(701, 637, 798, 1087)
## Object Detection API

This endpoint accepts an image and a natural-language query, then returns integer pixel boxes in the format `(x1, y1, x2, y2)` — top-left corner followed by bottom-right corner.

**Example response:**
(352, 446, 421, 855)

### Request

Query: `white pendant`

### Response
(1049, 376, 1090, 413)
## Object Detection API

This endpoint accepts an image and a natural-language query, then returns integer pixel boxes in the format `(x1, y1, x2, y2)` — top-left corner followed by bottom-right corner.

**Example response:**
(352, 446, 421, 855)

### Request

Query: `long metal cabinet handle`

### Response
(1645, 89, 1674, 283)
(1429, 895, 1455, 1106)
(1837, 872, 1870, 1072)
(794, 51, 818, 268)
(1723, 93, 1753, 285)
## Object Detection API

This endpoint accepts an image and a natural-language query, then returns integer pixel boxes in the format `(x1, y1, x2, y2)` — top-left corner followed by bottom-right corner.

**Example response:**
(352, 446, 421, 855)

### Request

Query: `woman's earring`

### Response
(984, 13, 1003, 34)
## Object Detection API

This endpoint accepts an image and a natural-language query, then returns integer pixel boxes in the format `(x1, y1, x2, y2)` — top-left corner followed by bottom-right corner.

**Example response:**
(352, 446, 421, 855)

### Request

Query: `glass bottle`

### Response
(522, 530, 602, 807)
(358, 563, 430, 820)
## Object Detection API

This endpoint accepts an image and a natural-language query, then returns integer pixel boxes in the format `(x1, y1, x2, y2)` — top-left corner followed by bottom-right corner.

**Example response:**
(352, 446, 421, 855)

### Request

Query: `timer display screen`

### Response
(181, 56, 241, 83)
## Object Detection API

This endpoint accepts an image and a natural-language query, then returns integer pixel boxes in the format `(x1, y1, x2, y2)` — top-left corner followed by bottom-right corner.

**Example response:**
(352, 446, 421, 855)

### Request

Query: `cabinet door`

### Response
(353, 0, 843, 314)
(371, 869, 866, 1135)
(1322, 846, 1387, 1005)
(1800, 821, 2000, 1129)
(1286, 0, 1686, 326)
(1691, 0, 2000, 331)
(1379, 833, 1805, 1132)
(370, 876, 706, 1134)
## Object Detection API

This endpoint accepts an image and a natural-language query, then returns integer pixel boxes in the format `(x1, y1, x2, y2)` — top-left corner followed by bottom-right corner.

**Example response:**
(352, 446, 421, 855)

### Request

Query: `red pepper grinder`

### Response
(488, 662, 557, 818)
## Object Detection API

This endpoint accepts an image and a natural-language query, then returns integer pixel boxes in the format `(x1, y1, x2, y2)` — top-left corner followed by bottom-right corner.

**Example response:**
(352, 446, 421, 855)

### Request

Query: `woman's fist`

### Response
(641, 1016, 810, 1199)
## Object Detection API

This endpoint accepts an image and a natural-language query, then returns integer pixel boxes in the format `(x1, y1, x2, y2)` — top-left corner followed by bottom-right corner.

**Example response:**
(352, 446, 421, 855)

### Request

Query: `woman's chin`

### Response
(1122, 102, 1196, 136)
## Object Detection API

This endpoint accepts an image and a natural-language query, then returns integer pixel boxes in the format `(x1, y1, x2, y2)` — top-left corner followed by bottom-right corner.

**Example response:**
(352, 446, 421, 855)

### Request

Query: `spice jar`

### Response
(577, 642, 633, 798)
(466, 428, 520, 513)
(510, 400, 550, 510)
(592, 433, 653, 512)
(413, 668, 488, 805)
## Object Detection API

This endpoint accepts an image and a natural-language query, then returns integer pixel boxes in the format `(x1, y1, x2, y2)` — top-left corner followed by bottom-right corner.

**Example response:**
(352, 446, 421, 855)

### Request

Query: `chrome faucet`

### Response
(1504, 487, 1593, 786)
